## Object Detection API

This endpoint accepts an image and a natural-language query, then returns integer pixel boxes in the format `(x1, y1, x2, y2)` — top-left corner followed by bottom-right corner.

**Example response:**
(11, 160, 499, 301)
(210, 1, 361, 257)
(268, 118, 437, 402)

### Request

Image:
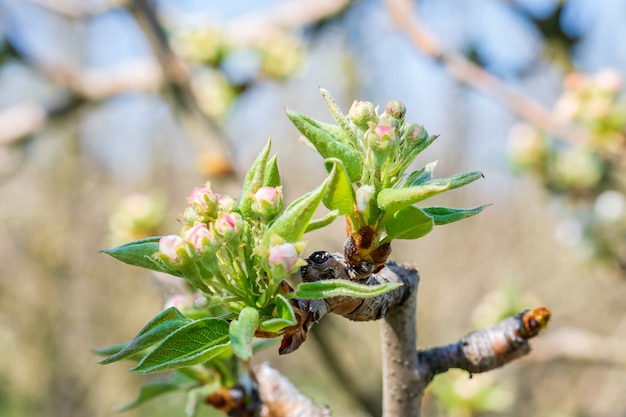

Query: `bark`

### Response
(253, 362, 331, 417)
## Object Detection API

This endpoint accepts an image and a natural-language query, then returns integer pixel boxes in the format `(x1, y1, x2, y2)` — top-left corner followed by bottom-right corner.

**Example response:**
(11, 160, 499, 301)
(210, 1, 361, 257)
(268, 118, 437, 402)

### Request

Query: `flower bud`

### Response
(268, 243, 303, 276)
(216, 193, 236, 212)
(251, 186, 284, 220)
(383, 100, 406, 124)
(158, 235, 185, 263)
(365, 124, 397, 151)
(182, 206, 203, 226)
(183, 223, 216, 254)
(215, 212, 244, 240)
(404, 124, 428, 143)
(188, 186, 218, 219)
(348, 100, 377, 129)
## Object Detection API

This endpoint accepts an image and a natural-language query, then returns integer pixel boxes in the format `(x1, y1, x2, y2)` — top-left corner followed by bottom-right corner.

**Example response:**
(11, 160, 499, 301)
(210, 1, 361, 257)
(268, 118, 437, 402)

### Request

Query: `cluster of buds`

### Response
(508, 68, 626, 270)
(152, 181, 306, 309)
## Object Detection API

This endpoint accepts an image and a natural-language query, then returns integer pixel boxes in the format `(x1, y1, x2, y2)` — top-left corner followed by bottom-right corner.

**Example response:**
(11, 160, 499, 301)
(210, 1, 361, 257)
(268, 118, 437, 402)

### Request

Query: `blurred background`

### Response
(1, 0, 626, 416)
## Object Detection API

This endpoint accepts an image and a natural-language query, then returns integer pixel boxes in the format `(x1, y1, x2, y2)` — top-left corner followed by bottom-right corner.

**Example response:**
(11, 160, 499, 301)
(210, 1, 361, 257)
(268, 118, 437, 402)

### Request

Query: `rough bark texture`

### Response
(379, 263, 422, 417)
(253, 362, 331, 417)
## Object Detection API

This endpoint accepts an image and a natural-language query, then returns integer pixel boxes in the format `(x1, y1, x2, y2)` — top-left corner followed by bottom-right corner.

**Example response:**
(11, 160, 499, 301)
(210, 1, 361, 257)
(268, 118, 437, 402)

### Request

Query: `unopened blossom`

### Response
(384, 100, 406, 124)
(268, 243, 301, 274)
(252, 186, 283, 219)
(215, 212, 243, 239)
(348, 100, 377, 129)
(158, 235, 184, 263)
(188, 186, 218, 218)
(216, 193, 236, 212)
(183, 223, 216, 253)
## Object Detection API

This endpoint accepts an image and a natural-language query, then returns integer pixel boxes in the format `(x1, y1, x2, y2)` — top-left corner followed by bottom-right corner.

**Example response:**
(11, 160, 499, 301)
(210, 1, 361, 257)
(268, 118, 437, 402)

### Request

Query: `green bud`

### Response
(348, 100, 377, 130)
(384, 100, 406, 124)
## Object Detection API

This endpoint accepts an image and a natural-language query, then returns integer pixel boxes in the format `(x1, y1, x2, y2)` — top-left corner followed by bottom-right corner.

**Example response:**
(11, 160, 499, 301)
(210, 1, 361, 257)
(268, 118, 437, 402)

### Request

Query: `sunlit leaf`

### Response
(263, 154, 282, 188)
(385, 206, 434, 240)
(239, 139, 272, 217)
(229, 307, 259, 361)
(264, 182, 326, 244)
(286, 109, 363, 182)
(101, 237, 181, 276)
(99, 307, 191, 365)
(304, 210, 340, 234)
(259, 294, 297, 333)
(131, 318, 231, 373)
(423, 205, 490, 225)
(377, 183, 451, 213)
(288, 279, 402, 299)
(323, 158, 356, 215)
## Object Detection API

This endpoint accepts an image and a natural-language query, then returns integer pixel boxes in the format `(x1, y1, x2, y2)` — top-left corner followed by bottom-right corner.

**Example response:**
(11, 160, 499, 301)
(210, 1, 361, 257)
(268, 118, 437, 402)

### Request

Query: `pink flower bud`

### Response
(252, 186, 283, 219)
(183, 223, 216, 253)
(268, 243, 300, 273)
(384, 100, 406, 123)
(348, 100, 377, 129)
(182, 207, 202, 226)
(158, 235, 184, 262)
(188, 187, 218, 218)
(215, 212, 243, 238)
(216, 193, 236, 212)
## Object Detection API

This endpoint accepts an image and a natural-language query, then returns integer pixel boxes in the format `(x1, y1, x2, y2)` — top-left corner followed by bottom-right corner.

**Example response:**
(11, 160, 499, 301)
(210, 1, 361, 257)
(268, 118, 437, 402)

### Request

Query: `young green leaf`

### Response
(384, 206, 434, 240)
(263, 154, 282, 187)
(131, 318, 231, 373)
(239, 139, 272, 217)
(263, 182, 326, 244)
(285, 109, 363, 182)
(99, 307, 192, 365)
(319, 88, 358, 146)
(115, 381, 186, 412)
(304, 210, 339, 234)
(404, 161, 437, 187)
(92, 343, 128, 357)
(377, 183, 452, 214)
(101, 237, 181, 276)
(229, 307, 259, 361)
(420, 171, 484, 190)
(323, 158, 356, 215)
(288, 279, 403, 299)
(423, 205, 490, 225)
(258, 294, 297, 333)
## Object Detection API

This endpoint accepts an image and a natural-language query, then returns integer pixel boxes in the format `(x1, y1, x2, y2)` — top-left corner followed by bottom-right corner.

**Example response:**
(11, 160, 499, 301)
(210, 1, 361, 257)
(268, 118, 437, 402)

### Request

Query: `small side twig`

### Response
(418, 307, 551, 383)
(253, 362, 331, 417)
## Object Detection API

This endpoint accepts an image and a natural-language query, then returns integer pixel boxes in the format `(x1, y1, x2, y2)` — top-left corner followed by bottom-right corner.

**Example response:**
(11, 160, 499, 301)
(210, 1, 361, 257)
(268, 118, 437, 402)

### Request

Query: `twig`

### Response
(253, 362, 331, 417)
(418, 307, 551, 382)
(383, 0, 585, 145)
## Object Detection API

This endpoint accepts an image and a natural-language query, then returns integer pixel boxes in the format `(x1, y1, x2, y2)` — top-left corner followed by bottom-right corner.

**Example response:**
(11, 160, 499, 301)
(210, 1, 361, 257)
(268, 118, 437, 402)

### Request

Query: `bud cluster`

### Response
(152, 181, 304, 310)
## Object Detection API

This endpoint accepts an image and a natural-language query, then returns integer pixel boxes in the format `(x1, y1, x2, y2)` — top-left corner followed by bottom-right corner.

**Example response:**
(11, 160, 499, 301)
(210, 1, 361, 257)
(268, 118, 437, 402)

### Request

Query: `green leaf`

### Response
(421, 171, 484, 190)
(99, 307, 192, 365)
(259, 294, 297, 333)
(304, 210, 339, 234)
(384, 206, 434, 240)
(264, 181, 327, 244)
(377, 183, 452, 213)
(263, 154, 282, 187)
(101, 237, 181, 276)
(239, 139, 272, 217)
(131, 318, 231, 373)
(116, 381, 185, 412)
(93, 343, 128, 357)
(286, 109, 363, 182)
(229, 307, 259, 361)
(423, 205, 490, 225)
(404, 161, 437, 187)
(319, 88, 358, 147)
(323, 158, 356, 215)
(288, 280, 403, 299)
(319, 120, 358, 149)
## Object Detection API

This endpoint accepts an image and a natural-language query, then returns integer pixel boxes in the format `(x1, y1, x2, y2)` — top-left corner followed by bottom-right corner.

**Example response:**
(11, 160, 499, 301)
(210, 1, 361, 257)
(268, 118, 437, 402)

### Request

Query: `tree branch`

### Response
(253, 362, 331, 417)
(418, 307, 551, 383)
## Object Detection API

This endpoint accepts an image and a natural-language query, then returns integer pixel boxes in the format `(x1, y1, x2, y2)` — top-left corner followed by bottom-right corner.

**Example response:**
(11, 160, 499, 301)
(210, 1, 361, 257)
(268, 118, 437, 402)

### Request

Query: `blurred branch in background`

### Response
(384, 0, 585, 146)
